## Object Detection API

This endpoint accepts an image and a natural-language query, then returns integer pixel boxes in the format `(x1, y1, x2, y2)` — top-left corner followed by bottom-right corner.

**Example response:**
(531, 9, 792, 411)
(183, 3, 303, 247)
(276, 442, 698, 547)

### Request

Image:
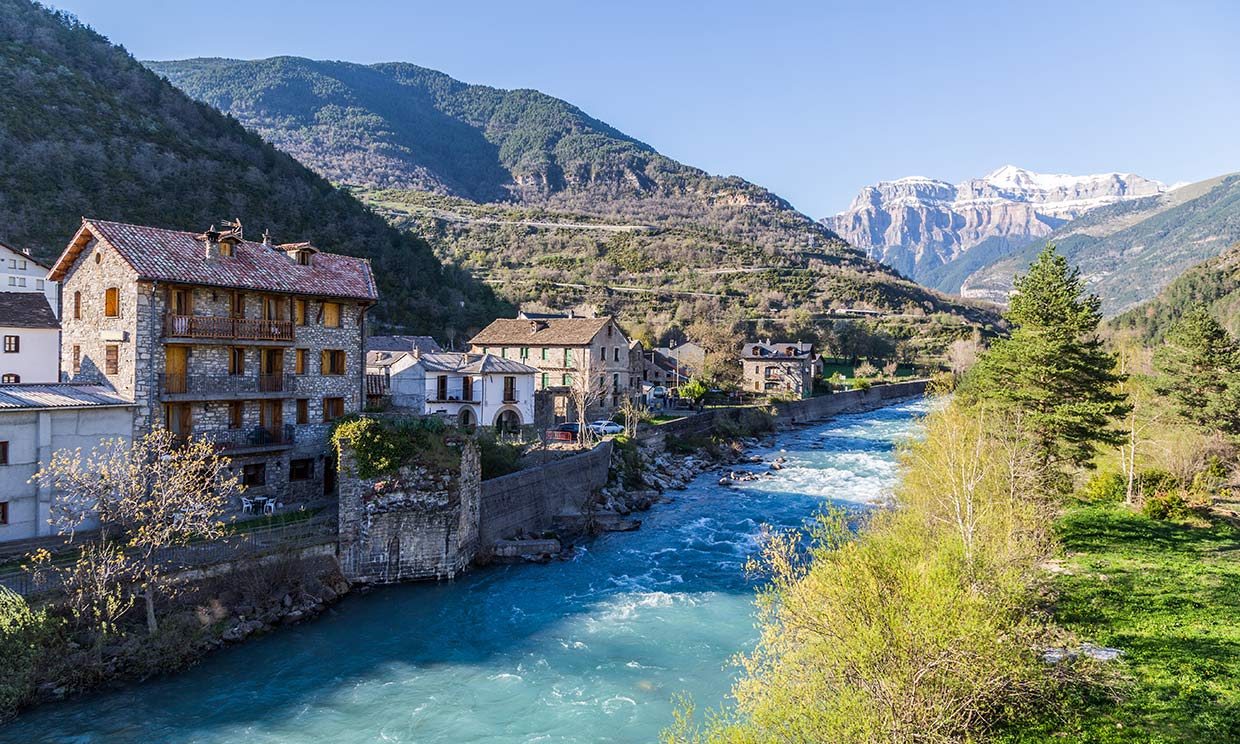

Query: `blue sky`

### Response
(48, 0, 1240, 215)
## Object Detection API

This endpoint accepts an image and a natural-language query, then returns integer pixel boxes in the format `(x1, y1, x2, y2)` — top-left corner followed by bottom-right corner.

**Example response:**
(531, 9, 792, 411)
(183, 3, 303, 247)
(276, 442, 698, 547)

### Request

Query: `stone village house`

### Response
(48, 218, 377, 506)
(740, 340, 820, 399)
(468, 316, 636, 419)
(365, 348, 537, 430)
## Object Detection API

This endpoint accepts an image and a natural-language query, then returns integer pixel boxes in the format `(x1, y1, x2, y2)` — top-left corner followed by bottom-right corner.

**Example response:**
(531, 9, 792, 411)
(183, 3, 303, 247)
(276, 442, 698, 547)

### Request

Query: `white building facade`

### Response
(366, 350, 536, 429)
(0, 292, 61, 383)
(0, 240, 59, 317)
(0, 384, 134, 543)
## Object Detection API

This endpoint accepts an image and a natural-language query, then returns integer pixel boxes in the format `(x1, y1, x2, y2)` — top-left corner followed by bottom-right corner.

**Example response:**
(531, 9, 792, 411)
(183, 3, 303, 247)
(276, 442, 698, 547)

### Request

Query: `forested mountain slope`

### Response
(1109, 241, 1240, 344)
(0, 0, 509, 334)
(147, 56, 1001, 345)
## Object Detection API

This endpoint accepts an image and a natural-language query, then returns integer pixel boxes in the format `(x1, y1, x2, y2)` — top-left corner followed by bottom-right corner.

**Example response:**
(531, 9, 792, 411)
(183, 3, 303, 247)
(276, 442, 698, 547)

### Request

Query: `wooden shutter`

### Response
(104, 287, 118, 317)
(321, 350, 329, 373)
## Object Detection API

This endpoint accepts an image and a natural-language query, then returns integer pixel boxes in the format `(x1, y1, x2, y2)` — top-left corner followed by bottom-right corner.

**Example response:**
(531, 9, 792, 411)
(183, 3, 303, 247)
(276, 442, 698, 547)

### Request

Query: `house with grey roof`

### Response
(740, 340, 820, 399)
(0, 291, 60, 383)
(0, 383, 134, 542)
(365, 349, 536, 430)
(0, 238, 59, 317)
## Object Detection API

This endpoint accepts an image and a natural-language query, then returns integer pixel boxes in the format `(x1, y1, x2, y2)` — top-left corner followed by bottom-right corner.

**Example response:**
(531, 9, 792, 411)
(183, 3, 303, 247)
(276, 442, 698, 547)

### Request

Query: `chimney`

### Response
(567, 309, 574, 319)
(262, 229, 272, 247)
(203, 225, 222, 260)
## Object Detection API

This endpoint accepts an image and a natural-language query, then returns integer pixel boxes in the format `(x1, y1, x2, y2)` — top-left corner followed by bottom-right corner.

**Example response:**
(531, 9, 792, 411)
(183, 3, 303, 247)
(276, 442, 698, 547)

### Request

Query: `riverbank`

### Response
(0, 400, 932, 741)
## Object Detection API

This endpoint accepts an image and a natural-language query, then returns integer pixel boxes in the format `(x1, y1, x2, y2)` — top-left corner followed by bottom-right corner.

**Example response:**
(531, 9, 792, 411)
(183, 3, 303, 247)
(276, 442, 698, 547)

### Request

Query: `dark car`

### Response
(553, 423, 580, 433)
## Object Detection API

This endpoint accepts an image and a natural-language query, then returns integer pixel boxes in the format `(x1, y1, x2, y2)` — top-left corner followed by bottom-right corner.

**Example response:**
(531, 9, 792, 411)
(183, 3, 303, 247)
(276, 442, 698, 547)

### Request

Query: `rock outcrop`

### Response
(824, 166, 1168, 291)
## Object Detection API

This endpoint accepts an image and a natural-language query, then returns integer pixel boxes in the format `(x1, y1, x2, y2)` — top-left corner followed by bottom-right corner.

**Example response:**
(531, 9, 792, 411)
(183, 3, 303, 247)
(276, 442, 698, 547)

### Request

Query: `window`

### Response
(5, 259, 12, 269)
(541, 372, 549, 389)
(36, 279, 43, 290)
(296, 251, 311, 266)
(6, 277, 13, 286)
(614, 347, 620, 362)
(0, 441, 6, 465)
(598, 347, 604, 361)
(294, 299, 307, 325)
(482, 347, 490, 356)
(296, 399, 308, 424)
(105, 345, 118, 375)
(15, 277, 25, 288)
(520, 347, 529, 359)
(540, 348, 548, 361)
(436, 375, 448, 401)
(322, 397, 345, 422)
(321, 349, 346, 375)
(2, 336, 16, 353)
(72, 345, 80, 375)
(564, 349, 571, 366)
(323, 302, 341, 328)
(1, 374, 19, 384)
(104, 287, 119, 317)
(74, 291, 81, 319)
(461, 376, 473, 401)
(229, 347, 246, 375)
(219, 242, 234, 258)
(228, 401, 243, 430)
(230, 291, 245, 318)
(289, 458, 314, 481)
(562, 374, 571, 386)
(18, 259, 26, 270)
(0, 501, 7, 525)
(295, 348, 307, 374)
(94, 252, 101, 265)
(503, 376, 517, 402)
(242, 463, 266, 487)
(500, 348, 507, 359)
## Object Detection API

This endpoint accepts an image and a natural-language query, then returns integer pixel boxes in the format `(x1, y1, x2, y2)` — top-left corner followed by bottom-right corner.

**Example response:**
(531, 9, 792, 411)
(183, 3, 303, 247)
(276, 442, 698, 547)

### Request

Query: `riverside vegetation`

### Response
(664, 245, 1240, 743)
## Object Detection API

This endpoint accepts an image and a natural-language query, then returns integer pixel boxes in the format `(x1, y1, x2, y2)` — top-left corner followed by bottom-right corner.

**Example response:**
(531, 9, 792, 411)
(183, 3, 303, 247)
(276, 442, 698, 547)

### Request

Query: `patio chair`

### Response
(241, 496, 254, 514)
(263, 499, 281, 515)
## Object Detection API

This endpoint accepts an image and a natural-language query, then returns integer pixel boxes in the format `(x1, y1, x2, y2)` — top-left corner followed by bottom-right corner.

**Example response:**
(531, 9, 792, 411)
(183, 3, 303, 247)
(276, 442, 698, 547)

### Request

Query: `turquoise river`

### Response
(0, 399, 928, 744)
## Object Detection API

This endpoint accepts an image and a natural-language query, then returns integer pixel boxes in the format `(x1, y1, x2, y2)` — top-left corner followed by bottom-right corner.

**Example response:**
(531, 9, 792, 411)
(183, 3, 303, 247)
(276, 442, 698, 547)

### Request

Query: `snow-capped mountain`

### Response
(823, 166, 1169, 291)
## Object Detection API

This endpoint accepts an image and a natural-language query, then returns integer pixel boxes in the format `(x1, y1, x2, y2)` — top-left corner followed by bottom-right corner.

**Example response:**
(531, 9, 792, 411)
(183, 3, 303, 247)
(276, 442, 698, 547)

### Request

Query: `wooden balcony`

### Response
(163, 314, 294, 343)
(160, 373, 296, 400)
(210, 424, 296, 452)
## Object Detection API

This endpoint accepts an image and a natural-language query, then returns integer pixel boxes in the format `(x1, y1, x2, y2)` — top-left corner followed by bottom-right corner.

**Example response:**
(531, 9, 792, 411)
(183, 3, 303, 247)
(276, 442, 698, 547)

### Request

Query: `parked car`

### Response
(553, 422, 580, 434)
(588, 420, 624, 435)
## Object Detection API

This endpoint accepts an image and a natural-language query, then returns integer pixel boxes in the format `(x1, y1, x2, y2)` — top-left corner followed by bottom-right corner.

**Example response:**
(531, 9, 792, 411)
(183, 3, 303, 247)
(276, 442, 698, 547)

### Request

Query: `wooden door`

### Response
(261, 349, 284, 392)
(260, 400, 283, 431)
(164, 403, 192, 439)
(164, 346, 188, 394)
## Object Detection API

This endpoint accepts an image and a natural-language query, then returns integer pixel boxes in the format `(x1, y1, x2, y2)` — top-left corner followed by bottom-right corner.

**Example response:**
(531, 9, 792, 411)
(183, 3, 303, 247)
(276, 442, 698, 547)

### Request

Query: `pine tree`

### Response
(1153, 305, 1240, 435)
(964, 245, 1129, 476)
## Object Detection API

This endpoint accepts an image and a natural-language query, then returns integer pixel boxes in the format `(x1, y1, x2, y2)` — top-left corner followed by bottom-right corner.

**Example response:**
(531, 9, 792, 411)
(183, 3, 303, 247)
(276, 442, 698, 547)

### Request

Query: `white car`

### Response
(588, 420, 624, 435)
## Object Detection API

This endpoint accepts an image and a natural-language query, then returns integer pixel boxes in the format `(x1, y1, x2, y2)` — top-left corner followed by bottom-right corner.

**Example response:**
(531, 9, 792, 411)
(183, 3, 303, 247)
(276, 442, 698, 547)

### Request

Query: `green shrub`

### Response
(1082, 472, 1126, 503)
(1142, 489, 1191, 520)
(477, 430, 522, 480)
(0, 587, 58, 721)
(851, 377, 872, 392)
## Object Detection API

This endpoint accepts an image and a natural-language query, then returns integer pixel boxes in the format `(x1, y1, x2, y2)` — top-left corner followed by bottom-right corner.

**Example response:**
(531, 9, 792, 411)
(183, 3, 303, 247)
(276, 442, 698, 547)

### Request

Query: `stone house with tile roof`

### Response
(0, 291, 60, 383)
(48, 218, 378, 506)
(468, 316, 636, 417)
(741, 340, 820, 399)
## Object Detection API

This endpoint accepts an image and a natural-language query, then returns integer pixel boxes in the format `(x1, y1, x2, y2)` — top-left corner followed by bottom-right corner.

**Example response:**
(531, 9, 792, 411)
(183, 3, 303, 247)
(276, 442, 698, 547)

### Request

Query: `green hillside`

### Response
(0, 0, 509, 334)
(963, 173, 1240, 315)
(146, 56, 1002, 348)
(1109, 241, 1240, 344)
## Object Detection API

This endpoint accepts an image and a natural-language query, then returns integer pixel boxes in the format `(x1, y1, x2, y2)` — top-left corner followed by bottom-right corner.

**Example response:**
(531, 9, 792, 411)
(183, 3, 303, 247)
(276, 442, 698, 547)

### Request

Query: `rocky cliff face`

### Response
(824, 166, 1168, 290)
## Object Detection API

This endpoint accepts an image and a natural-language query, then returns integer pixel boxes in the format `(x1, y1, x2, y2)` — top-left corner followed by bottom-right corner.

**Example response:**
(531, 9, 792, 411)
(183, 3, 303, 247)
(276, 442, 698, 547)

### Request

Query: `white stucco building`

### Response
(0, 384, 134, 543)
(0, 291, 61, 383)
(366, 350, 536, 430)
(0, 240, 59, 317)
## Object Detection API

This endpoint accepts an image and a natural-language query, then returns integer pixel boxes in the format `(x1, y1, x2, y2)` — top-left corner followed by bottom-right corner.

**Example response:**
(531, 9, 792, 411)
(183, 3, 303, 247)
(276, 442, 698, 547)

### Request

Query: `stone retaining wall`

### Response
(478, 441, 613, 554)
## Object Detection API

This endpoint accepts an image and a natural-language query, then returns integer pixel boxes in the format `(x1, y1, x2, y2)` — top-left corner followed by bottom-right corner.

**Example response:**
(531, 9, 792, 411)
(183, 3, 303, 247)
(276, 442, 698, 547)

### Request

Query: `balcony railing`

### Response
(164, 314, 294, 342)
(209, 424, 296, 450)
(160, 373, 296, 396)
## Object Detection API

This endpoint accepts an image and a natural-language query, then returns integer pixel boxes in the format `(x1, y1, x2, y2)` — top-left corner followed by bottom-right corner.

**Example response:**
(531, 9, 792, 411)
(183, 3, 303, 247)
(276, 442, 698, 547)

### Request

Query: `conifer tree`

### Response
(1153, 305, 1240, 435)
(964, 245, 1128, 476)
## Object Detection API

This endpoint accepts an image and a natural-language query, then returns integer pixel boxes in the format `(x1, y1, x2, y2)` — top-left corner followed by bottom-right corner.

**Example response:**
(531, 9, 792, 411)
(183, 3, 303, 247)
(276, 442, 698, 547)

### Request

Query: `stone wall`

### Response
(336, 439, 481, 583)
(477, 441, 613, 553)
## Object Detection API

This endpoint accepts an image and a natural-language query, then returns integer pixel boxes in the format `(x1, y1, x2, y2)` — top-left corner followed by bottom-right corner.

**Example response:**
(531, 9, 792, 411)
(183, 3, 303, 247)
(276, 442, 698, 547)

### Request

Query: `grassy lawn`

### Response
(1002, 504, 1240, 743)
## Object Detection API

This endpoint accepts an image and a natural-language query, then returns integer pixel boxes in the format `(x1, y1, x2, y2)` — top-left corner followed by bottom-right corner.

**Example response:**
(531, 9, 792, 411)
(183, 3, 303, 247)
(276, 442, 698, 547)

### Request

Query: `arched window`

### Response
(1, 374, 19, 383)
(104, 287, 119, 318)
(73, 291, 81, 320)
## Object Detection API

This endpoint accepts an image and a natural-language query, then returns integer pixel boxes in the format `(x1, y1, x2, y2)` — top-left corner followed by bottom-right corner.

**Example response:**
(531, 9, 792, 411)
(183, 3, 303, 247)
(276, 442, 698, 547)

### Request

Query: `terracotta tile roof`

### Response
(50, 219, 377, 301)
(0, 383, 133, 410)
(0, 291, 59, 329)
(470, 317, 614, 347)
